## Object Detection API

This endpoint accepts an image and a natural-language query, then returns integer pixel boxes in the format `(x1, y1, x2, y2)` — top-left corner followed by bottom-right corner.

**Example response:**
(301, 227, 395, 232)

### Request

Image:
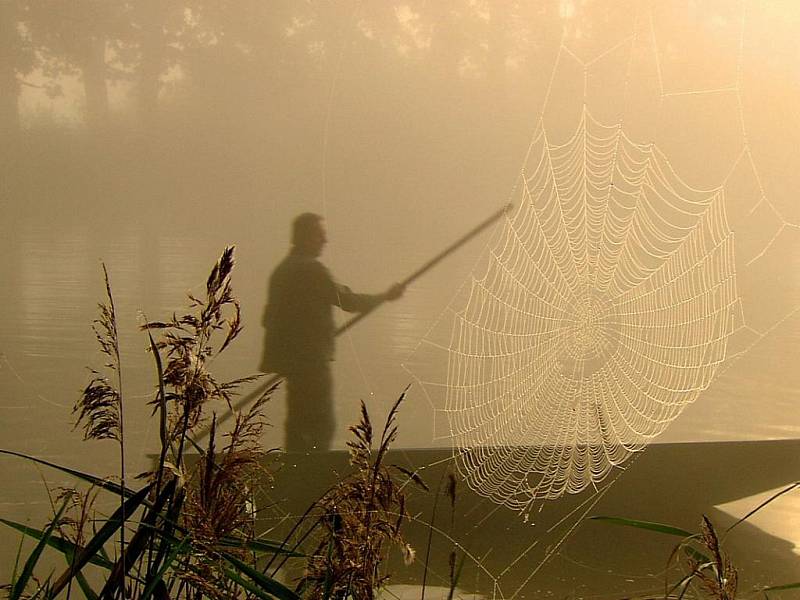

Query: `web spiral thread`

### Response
(445, 109, 740, 510)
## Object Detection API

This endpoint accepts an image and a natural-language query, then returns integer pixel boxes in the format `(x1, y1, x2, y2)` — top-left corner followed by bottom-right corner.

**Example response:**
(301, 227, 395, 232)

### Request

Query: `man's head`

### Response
(292, 212, 327, 257)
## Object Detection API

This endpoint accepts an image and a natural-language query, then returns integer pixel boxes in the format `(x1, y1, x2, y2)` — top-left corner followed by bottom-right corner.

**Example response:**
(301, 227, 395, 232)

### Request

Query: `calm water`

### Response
(1, 217, 799, 591)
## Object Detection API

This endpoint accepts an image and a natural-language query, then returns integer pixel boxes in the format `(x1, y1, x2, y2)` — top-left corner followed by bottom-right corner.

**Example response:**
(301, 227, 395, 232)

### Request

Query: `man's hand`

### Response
(383, 282, 405, 301)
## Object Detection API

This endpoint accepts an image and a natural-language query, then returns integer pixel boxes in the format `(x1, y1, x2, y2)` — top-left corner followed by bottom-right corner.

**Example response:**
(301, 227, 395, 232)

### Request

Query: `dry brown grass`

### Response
(12, 247, 293, 600)
(683, 517, 737, 600)
(295, 392, 427, 600)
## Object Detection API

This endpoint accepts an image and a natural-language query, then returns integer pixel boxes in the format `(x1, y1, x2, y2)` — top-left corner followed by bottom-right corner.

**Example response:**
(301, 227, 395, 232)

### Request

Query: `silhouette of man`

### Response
(260, 212, 403, 452)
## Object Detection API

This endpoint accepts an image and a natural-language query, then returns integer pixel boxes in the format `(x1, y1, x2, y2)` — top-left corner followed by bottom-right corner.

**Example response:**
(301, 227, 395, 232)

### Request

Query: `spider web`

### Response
(402, 0, 799, 537)
(441, 109, 739, 510)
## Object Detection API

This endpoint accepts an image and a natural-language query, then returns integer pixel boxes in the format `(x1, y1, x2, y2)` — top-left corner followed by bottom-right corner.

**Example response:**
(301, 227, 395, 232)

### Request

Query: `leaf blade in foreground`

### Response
(10, 498, 69, 600)
(222, 552, 301, 600)
(763, 582, 800, 592)
(588, 515, 694, 537)
(0, 518, 114, 570)
(0, 449, 134, 498)
(49, 483, 152, 597)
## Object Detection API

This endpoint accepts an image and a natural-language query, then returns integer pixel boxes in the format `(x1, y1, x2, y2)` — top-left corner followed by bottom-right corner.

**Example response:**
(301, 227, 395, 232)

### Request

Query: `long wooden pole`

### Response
(205, 203, 512, 436)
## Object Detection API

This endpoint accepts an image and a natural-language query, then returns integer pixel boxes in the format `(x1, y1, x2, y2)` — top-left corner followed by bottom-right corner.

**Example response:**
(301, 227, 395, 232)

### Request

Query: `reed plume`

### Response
(176, 398, 272, 599)
(137, 247, 278, 600)
(73, 262, 129, 575)
(74, 263, 124, 443)
(2, 247, 302, 600)
(298, 391, 426, 600)
(141, 246, 256, 455)
(686, 517, 738, 600)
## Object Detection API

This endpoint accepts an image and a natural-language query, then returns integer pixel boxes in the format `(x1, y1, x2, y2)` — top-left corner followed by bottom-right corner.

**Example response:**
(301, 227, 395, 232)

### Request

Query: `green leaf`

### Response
(0, 518, 114, 570)
(100, 478, 177, 600)
(148, 485, 186, 582)
(10, 497, 69, 600)
(69, 554, 100, 600)
(681, 543, 711, 565)
(0, 449, 136, 499)
(76, 572, 99, 600)
(224, 567, 283, 600)
(222, 552, 301, 600)
(186, 434, 205, 456)
(763, 582, 800, 592)
(49, 483, 152, 598)
(146, 329, 171, 473)
(218, 536, 304, 557)
(10, 529, 24, 591)
(588, 515, 694, 537)
(140, 538, 189, 600)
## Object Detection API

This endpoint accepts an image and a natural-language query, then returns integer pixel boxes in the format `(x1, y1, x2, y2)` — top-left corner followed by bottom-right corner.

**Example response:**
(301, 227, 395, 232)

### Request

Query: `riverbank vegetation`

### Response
(0, 247, 434, 600)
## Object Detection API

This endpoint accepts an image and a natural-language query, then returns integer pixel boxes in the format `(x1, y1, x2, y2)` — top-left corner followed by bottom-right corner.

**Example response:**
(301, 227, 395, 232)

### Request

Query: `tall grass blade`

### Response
(0, 449, 135, 498)
(265, 496, 327, 577)
(667, 570, 698, 600)
(146, 329, 169, 464)
(28, 573, 53, 600)
(139, 538, 189, 600)
(665, 538, 708, 574)
(681, 544, 711, 565)
(10, 529, 25, 593)
(391, 465, 429, 491)
(10, 498, 69, 600)
(99, 479, 175, 600)
(218, 536, 303, 556)
(0, 518, 114, 570)
(588, 516, 694, 537)
(49, 483, 152, 598)
(223, 567, 285, 600)
(321, 537, 336, 600)
(147, 485, 185, 585)
(222, 552, 301, 600)
(762, 582, 800, 592)
(725, 482, 800, 536)
(446, 550, 466, 600)
(421, 468, 449, 600)
(144, 327, 170, 593)
(70, 556, 99, 600)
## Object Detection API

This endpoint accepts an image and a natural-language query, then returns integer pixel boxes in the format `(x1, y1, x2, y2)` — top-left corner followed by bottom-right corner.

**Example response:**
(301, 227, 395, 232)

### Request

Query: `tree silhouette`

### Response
(0, 0, 36, 139)
(24, 0, 133, 130)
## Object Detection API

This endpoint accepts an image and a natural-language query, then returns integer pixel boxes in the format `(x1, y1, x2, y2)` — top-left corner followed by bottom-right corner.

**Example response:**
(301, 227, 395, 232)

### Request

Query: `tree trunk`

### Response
(136, 0, 163, 129)
(0, 1, 20, 139)
(82, 33, 109, 131)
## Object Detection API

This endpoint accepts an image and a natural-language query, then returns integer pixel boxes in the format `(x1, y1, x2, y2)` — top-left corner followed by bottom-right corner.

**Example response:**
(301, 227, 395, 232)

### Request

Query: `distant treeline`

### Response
(0, 1, 589, 135)
(0, 1, 591, 224)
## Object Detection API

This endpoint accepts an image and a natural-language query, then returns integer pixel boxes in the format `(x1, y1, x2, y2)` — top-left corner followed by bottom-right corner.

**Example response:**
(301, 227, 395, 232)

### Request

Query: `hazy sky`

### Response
(3, 0, 800, 589)
(3, 0, 799, 452)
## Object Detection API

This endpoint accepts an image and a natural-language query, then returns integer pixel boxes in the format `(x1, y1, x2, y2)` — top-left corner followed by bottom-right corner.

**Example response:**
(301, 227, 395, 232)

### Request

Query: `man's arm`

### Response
(316, 261, 404, 313)
(333, 282, 404, 313)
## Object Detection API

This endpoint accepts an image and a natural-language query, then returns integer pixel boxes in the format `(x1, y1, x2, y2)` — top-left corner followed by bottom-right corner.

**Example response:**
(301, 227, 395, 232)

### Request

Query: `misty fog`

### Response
(1, 0, 800, 593)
